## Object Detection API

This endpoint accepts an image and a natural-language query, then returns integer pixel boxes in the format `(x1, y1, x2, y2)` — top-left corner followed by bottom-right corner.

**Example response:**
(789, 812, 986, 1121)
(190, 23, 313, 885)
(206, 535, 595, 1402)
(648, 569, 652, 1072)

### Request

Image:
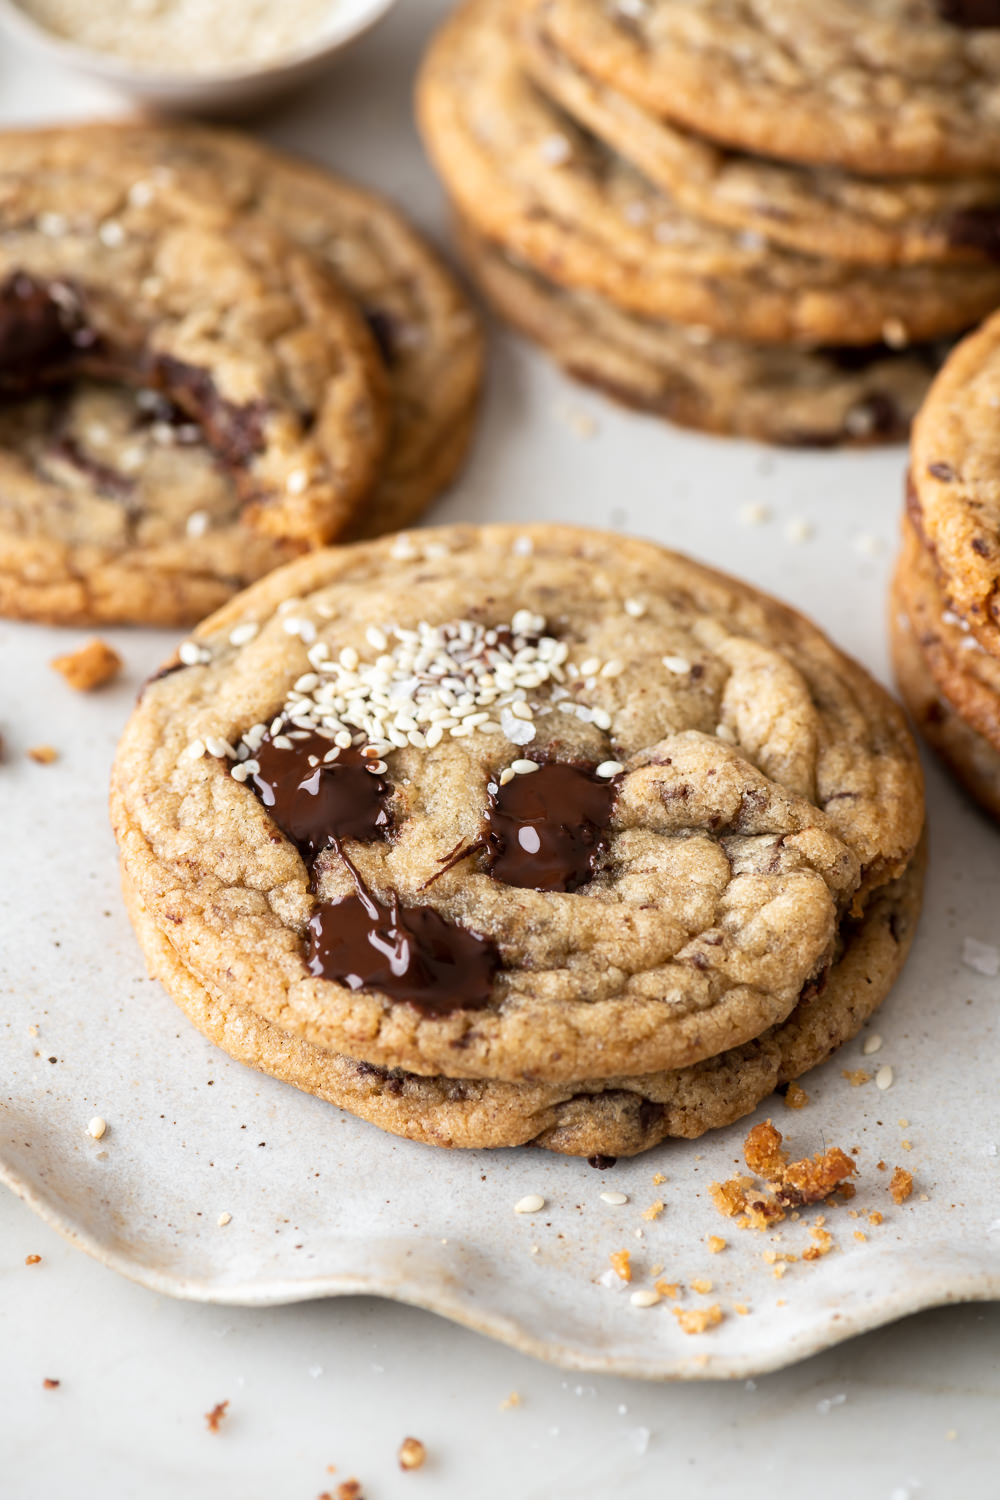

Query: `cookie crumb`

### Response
(42, 1378, 60, 1390)
(690, 1277, 713, 1294)
(890, 1167, 914, 1204)
(398, 1437, 426, 1471)
(499, 1391, 521, 1411)
(783, 1082, 809, 1110)
(28, 745, 59, 764)
(706, 1236, 726, 1254)
(651, 1173, 666, 1186)
(641, 1200, 665, 1222)
(842, 1068, 872, 1087)
(205, 1400, 229, 1433)
(608, 1249, 632, 1283)
(734, 1303, 750, 1316)
(672, 1305, 723, 1335)
(869, 1211, 884, 1226)
(25, 1254, 41, 1266)
(336, 1482, 363, 1500)
(50, 638, 122, 692)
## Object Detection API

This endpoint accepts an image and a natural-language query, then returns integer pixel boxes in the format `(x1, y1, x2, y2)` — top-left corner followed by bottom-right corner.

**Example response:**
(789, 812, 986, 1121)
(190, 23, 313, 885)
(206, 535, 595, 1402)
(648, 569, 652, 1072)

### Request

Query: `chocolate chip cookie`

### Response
(523, 0, 1000, 177)
(0, 124, 482, 626)
(418, 0, 1000, 346)
(518, 10, 1000, 267)
(461, 227, 945, 445)
(111, 525, 924, 1095)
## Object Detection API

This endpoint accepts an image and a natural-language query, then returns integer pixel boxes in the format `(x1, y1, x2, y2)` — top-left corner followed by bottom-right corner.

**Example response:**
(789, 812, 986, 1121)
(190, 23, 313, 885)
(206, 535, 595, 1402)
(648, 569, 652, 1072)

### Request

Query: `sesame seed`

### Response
(539, 133, 571, 165)
(366, 760, 388, 774)
(217, 1212, 232, 1228)
(514, 1194, 545, 1214)
(285, 469, 309, 495)
(662, 655, 691, 675)
(785, 518, 814, 544)
(98, 220, 125, 247)
(600, 660, 624, 678)
(87, 1116, 107, 1140)
(229, 622, 259, 647)
(623, 598, 646, 617)
(739, 502, 771, 527)
(875, 1065, 895, 1091)
(128, 180, 155, 206)
(596, 761, 623, 778)
(499, 767, 516, 786)
(184, 738, 206, 760)
(205, 736, 235, 759)
(38, 211, 67, 236)
(510, 759, 540, 774)
(600, 1191, 629, 1205)
(512, 536, 534, 556)
(178, 640, 209, 665)
(185, 510, 209, 538)
(715, 725, 737, 744)
(579, 657, 601, 676)
(862, 1033, 883, 1056)
(366, 625, 388, 651)
(630, 1289, 661, 1308)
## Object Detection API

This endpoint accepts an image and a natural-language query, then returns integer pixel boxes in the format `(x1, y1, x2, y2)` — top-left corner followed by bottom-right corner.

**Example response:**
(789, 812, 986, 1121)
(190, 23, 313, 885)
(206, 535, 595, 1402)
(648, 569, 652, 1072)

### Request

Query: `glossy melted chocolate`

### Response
(483, 762, 616, 892)
(307, 887, 498, 1015)
(247, 728, 390, 863)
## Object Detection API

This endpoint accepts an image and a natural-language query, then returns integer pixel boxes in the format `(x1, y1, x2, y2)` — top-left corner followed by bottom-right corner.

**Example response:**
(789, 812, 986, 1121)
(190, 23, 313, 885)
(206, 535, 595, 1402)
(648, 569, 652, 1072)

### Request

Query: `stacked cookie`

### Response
(0, 123, 482, 626)
(113, 525, 925, 1158)
(892, 310, 1000, 821)
(417, 0, 1000, 447)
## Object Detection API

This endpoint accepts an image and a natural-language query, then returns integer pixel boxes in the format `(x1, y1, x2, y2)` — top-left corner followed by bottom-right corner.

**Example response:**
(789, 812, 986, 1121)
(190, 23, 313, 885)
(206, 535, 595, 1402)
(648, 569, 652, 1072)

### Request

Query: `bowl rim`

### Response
(0, 0, 397, 88)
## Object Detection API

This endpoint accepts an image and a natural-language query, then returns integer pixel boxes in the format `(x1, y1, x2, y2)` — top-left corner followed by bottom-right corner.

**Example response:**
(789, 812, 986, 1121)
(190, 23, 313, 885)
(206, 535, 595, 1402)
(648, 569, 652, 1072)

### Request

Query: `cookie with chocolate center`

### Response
(112, 524, 924, 1088)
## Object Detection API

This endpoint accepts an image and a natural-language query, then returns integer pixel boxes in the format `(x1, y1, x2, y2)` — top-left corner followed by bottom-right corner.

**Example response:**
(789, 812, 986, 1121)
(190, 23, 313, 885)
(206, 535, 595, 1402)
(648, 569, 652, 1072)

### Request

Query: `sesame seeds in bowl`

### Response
(0, 0, 398, 114)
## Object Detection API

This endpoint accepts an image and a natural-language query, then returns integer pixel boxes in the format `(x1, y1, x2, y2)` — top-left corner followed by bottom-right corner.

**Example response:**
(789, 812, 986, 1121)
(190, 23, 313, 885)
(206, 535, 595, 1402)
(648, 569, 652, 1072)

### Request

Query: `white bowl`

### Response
(0, 0, 397, 114)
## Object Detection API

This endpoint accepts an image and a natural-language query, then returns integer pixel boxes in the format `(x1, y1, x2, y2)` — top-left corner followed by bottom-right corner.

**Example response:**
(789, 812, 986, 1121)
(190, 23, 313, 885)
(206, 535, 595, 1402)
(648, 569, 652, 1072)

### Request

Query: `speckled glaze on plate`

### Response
(3, 340, 999, 1376)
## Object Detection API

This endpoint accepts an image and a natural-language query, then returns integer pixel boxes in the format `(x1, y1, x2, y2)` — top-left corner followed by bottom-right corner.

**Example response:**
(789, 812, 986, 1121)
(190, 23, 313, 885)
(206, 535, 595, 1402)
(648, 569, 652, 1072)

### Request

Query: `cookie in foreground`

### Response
(112, 525, 925, 1149)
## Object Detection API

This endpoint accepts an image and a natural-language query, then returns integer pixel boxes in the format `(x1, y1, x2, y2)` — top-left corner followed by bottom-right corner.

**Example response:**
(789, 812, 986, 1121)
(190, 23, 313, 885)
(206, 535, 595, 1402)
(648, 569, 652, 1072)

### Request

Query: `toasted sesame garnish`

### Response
(28, 745, 59, 764)
(595, 760, 624, 778)
(205, 1400, 229, 1433)
(514, 1194, 545, 1215)
(842, 1068, 872, 1087)
(706, 1236, 726, 1254)
(630, 1288, 661, 1308)
(600, 1191, 628, 1206)
(51, 638, 122, 691)
(875, 1064, 895, 1090)
(398, 1437, 426, 1471)
(783, 1082, 808, 1110)
(673, 1305, 723, 1335)
(661, 655, 691, 675)
(217, 1212, 232, 1228)
(608, 1249, 632, 1283)
(861, 1033, 883, 1056)
(623, 598, 646, 618)
(87, 1116, 107, 1140)
(641, 1201, 665, 1222)
(890, 1167, 914, 1204)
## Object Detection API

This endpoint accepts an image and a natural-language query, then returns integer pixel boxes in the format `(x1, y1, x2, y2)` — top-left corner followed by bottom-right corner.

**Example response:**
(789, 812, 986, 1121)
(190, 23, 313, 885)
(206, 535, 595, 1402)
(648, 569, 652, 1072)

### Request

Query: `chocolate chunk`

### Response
(927, 461, 957, 481)
(307, 888, 498, 1015)
(483, 762, 616, 891)
(147, 354, 266, 468)
(638, 1098, 664, 1134)
(844, 392, 905, 441)
(936, 0, 1000, 25)
(49, 433, 132, 497)
(587, 1154, 618, 1169)
(364, 309, 399, 368)
(946, 205, 1000, 259)
(246, 728, 391, 864)
(0, 272, 96, 382)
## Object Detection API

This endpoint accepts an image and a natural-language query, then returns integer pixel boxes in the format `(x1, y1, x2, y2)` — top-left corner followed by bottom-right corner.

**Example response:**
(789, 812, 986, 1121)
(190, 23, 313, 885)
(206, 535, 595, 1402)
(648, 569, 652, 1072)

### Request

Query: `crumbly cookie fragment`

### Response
(50, 637, 122, 691)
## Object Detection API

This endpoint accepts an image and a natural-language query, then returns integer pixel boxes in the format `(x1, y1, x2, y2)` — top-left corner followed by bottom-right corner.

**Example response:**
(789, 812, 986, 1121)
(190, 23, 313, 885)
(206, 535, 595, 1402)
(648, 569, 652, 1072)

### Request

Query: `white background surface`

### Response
(1, 3, 999, 1495)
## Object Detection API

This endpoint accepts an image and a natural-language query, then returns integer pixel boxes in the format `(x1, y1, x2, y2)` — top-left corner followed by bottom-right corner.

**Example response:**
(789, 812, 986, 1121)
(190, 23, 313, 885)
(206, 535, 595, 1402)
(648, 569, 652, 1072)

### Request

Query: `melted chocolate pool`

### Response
(483, 762, 616, 892)
(247, 728, 390, 864)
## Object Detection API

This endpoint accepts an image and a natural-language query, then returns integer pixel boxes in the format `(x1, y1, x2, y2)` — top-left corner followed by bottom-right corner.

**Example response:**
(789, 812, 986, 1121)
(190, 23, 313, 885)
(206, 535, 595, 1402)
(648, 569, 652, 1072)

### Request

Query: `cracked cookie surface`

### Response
(417, 0, 1000, 344)
(524, 0, 1000, 177)
(112, 524, 924, 1087)
(0, 123, 481, 625)
(518, 11, 1000, 267)
(123, 850, 923, 1155)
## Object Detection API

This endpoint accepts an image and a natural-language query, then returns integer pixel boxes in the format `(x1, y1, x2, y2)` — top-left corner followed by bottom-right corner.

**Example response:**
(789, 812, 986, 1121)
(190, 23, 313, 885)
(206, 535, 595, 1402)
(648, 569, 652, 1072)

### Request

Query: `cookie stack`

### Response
(113, 525, 926, 1158)
(892, 309, 1000, 821)
(417, 0, 1000, 447)
(0, 123, 482, 627)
